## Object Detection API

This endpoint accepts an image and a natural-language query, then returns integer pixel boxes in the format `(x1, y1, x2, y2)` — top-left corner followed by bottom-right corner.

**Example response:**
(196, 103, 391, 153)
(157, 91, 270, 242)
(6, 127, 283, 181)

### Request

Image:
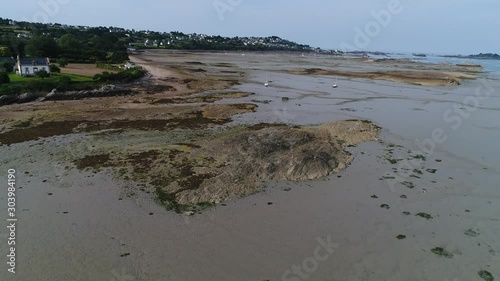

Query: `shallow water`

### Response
(0, 52, 499, 281)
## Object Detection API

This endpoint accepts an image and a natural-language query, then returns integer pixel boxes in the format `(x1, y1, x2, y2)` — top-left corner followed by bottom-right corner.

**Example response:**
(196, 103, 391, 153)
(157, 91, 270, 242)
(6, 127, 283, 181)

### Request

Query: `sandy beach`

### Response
(0, 50, 499, 281)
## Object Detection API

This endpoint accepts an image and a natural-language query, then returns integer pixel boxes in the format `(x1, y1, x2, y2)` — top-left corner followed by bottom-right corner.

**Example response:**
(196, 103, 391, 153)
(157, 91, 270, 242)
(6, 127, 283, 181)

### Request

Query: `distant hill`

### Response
(0, 17, 314, 64)
(443, 53, 500, 60)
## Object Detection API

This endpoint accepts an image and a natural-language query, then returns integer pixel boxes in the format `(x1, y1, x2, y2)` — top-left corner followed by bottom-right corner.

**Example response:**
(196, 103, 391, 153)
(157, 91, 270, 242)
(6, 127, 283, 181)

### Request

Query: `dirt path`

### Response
(129, 55, 182, 80)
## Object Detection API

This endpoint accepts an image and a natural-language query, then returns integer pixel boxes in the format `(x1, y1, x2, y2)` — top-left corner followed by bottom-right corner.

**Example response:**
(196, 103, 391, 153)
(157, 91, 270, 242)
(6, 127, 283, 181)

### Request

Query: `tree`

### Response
(0, 61, 14, 73)
(58, 58, 68, 67)
(35, 69, 49, 79)
(0, 71, 9, 84)
(49, 64, 61, 73)
(0, 46, 12, 56)
(25, 35, 59, 57)
(57, 34, 80, 51)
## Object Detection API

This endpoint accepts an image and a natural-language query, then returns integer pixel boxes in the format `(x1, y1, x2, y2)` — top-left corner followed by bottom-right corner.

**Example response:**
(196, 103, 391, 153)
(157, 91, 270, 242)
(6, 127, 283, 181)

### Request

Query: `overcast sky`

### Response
(4, 0, 499, 54)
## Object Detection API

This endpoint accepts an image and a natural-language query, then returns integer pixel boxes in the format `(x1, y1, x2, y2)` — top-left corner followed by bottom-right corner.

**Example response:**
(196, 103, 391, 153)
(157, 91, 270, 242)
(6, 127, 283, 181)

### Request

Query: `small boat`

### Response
(264, 73, 270, 87)
(264, 81, 270, 87)
(332, 77, 338, 88)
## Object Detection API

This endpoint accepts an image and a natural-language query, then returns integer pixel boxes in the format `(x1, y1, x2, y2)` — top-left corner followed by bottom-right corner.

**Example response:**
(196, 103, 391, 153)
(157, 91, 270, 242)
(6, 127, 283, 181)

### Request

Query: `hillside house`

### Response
(16, 56, 51, 76)
(123, 61, 136, 69)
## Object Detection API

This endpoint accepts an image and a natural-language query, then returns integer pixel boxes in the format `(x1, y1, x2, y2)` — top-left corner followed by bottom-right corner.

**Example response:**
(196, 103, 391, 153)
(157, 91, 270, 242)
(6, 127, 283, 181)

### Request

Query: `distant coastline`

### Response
(441, 53, 500, 60)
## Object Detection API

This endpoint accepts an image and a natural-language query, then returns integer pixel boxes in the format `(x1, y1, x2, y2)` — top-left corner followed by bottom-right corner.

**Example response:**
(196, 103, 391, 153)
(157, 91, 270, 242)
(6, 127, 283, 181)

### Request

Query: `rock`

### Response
(0, 94, 18, 106)
(17, 92, 37, 103)
(44, 85, 132, 101)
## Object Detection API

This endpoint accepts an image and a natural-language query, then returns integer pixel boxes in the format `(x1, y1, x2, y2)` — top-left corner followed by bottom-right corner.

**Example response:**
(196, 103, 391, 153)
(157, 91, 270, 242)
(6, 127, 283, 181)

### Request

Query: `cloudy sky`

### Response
(4, 0, 499, 54)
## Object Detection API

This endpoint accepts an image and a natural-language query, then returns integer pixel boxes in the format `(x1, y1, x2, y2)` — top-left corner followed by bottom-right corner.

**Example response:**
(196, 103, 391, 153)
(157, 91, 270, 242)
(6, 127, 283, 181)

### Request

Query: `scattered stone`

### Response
(465, 229, 480, 237)
(416, 213, 433, 220)
(267, 202, 273, 205)
(380, 204, 390, 209)
(478, 270, 494, 281)
(403, 211, 411, 216)
(47, 193, 53, 196)
(396, 235, 407, 240)
(120, 253, 131, 257)
(401, 181, 415, 189)
(371, 195, 378, 199)
(413, 154, 426, 161)
(400, 195, 407, 199)
(431, 247, 453, 258)
(426, 169, 438, 174)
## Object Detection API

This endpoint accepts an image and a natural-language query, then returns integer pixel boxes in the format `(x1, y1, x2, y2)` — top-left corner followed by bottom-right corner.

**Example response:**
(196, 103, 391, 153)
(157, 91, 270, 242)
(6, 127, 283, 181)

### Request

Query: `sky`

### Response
(3, 0, 500, 54)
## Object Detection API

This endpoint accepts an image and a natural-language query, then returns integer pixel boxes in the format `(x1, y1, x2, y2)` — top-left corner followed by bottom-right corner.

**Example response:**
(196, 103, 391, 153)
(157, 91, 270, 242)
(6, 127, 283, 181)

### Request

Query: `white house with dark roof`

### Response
(16, 56, 50, 76)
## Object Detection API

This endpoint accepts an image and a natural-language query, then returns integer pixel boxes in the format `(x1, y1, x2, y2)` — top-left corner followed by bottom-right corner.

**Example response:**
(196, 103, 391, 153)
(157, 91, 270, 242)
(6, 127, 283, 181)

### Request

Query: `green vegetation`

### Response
(0, 19, 129, 63)
(35, 69, 49, 79)
(1, 72, 92, 95)
(93, 67, 146, 82)
(0, 17, 313, 64)
(1, 67, 144, 96)
(0, 71, 9, 84)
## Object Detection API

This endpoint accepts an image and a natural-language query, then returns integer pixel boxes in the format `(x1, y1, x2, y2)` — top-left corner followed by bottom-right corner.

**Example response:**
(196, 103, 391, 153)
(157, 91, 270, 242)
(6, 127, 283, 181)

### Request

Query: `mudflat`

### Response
(0, 50, 498, 281)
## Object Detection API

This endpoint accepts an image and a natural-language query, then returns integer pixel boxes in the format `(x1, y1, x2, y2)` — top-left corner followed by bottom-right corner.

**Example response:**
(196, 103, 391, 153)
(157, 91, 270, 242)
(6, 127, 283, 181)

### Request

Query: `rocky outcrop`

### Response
(17, 92, 37, 103)
(43, 85, 133, 101)
(0, 85, 134, 107)
(0, 94, 18, 106)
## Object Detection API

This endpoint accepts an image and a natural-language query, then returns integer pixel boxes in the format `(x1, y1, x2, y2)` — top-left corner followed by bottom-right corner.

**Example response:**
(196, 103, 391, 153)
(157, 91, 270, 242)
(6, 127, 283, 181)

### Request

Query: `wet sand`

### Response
(0, 50, 499, 281)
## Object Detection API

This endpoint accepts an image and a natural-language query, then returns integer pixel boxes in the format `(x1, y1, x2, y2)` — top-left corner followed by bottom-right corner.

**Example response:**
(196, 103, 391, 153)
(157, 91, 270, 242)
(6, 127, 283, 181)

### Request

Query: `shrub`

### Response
(35, 69, 50, 79)
(58, 58, 68, 67)
(93, 68, 146, 82)
(50, 64, 61, 73)
(0, 61, 14, 73)
(56, 76, 72, 91)
(0, 71, 9, 84)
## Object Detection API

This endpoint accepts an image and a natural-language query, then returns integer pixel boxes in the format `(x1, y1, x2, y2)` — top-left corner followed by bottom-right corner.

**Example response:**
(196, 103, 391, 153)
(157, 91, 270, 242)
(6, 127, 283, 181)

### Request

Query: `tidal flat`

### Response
(0, 50, 498, 281)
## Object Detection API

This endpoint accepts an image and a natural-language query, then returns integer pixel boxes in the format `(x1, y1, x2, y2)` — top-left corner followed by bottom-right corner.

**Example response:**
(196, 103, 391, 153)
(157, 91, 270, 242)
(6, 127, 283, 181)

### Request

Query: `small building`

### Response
(16, 56, 51, 76)
(123, 61, 136, 69)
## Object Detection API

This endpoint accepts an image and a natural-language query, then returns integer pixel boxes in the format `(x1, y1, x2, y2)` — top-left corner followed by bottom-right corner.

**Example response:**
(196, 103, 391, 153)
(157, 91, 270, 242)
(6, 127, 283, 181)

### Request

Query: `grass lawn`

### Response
(8, 72, 93, 83)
